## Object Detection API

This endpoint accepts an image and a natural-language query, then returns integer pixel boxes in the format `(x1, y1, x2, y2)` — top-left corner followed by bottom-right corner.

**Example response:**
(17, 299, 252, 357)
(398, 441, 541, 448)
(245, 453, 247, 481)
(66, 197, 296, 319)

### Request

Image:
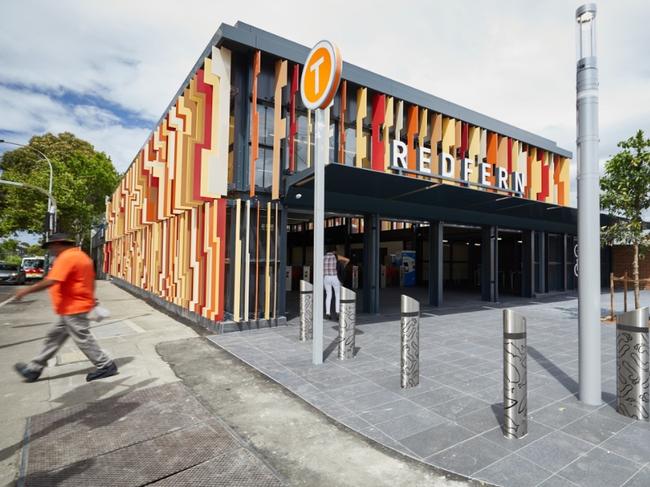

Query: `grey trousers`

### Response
(27, 313, 112, 372)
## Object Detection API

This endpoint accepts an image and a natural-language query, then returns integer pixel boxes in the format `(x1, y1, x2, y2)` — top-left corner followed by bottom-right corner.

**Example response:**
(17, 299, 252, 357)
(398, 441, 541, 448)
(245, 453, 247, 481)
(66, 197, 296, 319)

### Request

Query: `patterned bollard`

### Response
(400, 295, 419, 388)
(503, 309, 527, 439)
(616, 307, 649, 421)
(299, 280, 313, 341)
(338, 287, 356, 360)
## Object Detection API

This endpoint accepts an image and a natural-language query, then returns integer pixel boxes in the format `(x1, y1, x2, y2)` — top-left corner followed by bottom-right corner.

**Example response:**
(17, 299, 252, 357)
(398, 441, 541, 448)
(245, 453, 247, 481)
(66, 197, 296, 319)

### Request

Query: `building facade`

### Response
(105, 22, 585, 328)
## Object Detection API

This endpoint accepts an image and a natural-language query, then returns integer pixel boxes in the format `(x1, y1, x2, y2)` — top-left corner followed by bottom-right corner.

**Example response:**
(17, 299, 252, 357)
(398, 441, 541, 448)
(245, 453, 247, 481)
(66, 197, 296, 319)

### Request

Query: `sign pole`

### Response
(576, 3, 601, 406)
(300, 40, 342, 365)
(312, 107, 328, 364)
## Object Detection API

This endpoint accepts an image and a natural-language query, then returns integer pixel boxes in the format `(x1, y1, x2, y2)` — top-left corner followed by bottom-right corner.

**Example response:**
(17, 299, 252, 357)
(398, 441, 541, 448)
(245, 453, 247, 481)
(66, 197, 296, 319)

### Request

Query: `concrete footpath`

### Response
(0, 282, 466, 486)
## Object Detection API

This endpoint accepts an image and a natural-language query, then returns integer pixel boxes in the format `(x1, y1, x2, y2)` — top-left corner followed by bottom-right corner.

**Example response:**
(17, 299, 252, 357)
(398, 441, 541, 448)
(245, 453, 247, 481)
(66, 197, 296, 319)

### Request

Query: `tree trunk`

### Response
(633, 243, 640, 309)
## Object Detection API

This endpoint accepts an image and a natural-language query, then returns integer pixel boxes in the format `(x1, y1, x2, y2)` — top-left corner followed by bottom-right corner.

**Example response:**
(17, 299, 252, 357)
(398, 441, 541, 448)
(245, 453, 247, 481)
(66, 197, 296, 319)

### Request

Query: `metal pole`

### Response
(299, 280, 313, 341)
(576, 3, 601, 406)
(503, 309, 527, 439)
(312, 107, 329, 365)
(400, 295, 420, 388)
(616, 307, 649, 420)
(338, 286, 356, 360)
(0, 179, 57, 211)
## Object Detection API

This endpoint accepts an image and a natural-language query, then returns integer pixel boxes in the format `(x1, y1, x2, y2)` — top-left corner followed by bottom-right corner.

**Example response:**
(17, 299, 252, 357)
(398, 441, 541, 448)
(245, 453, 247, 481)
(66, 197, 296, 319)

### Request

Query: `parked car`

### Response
(21, 256, 45, 280)
(0, 262, 26, 285)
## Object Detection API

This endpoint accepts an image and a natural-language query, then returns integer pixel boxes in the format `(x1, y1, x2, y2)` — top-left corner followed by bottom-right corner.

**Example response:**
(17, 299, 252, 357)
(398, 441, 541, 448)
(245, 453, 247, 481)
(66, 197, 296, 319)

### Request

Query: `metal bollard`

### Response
(400, 295, 420, 388)
(299, 280, 313, 341)
(338, 287, 356, 359)
(616, 307, 649, 421)
(503, 309, 527, 439)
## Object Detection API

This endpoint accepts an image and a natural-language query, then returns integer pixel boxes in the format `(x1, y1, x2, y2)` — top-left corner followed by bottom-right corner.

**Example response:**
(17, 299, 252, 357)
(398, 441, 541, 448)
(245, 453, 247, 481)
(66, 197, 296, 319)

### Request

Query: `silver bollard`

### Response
(400, 295, 420, 388)
(503, 309, 527, 439)
(616, 307, 649, 421)
(299, 280, 313, 341)
(338, 287, 356, 360)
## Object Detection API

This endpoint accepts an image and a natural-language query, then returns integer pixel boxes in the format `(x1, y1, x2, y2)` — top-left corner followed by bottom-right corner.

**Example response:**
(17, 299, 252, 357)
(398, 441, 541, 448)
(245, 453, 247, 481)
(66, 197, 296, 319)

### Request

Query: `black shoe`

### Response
(14, 362, 41, 382)
(325, 314, 331, 321)
(86, 362, 118, 382)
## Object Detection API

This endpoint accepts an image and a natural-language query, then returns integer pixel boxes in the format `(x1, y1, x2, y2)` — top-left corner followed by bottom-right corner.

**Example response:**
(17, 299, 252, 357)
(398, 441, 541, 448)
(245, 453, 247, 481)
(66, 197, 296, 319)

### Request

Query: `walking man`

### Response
(13, 233, 118, 382)
(323, 248, 349, 320)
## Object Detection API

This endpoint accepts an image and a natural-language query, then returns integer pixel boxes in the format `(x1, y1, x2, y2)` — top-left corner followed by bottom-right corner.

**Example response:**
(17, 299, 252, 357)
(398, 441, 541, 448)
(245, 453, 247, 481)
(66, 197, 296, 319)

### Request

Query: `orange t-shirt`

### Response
(47, 247, 95, 315)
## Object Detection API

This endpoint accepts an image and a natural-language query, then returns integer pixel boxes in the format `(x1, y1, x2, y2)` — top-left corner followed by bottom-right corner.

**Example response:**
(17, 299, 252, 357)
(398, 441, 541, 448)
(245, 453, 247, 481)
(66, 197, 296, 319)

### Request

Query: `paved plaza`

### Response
(210, 291, 650, 487)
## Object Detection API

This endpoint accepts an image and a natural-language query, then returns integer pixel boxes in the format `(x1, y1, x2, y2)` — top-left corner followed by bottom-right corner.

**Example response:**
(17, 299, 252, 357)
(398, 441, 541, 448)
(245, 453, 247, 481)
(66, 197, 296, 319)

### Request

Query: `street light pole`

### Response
(0, 139, 56, 234)
(576, 3, 601, 406)
(0, 179, 58, 214)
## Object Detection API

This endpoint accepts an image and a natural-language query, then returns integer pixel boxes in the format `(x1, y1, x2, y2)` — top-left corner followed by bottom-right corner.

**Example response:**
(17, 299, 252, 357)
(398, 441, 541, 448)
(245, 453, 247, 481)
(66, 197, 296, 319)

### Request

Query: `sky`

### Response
(1, 0, 649, 212)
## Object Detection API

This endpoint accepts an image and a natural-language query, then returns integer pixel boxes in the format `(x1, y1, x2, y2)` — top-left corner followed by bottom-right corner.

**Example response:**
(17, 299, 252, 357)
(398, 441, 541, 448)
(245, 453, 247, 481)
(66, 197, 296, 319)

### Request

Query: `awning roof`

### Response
(285, 164, 605, 234)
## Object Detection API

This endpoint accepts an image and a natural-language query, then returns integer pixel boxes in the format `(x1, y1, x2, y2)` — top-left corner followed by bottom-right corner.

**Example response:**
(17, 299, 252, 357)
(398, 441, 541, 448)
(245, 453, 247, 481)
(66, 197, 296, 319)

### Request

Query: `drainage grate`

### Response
(150, 447, 285, 487)
(24, 423, 239, 486)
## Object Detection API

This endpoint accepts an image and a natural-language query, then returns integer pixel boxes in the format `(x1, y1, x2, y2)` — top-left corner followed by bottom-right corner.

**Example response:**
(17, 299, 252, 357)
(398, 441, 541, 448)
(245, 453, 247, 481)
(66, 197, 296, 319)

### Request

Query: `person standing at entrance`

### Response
(323, 249, 349, 320)
(13, 233, 118, 383)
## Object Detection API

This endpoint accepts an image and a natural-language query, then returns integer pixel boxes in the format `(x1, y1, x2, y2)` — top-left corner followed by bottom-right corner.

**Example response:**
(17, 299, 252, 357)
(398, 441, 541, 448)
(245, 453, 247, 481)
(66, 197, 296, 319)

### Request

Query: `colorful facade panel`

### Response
(106, 47, 232, 321)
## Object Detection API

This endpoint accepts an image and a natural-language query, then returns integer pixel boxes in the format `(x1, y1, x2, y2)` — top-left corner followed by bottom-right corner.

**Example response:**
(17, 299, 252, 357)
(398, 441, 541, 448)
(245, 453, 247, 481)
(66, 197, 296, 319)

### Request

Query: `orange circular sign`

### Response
(300, 40, 342, 110)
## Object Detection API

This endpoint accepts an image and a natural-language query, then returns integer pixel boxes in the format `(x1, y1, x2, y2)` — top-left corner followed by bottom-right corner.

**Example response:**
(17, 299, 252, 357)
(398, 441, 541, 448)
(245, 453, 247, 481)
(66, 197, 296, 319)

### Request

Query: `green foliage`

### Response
(0, 238, 40, 264)
(0, 132, 120, 246)
(3, 254, 22, 266)
(24, 243, 45, 256)
(600, 130, 650, 252)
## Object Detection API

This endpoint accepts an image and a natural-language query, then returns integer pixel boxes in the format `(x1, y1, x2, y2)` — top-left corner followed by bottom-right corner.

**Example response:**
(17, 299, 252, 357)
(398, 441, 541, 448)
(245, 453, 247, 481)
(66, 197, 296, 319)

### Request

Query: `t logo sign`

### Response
(300, 40, 342, 110)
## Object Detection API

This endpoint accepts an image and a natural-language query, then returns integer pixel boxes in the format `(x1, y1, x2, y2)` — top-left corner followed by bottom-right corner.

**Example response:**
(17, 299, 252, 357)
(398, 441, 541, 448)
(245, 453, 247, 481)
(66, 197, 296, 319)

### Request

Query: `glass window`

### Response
(258, 106, 275, 147)
(296, 113, 312, 172)
(255, 147, 273, 188)
(344, 127, 356, 166)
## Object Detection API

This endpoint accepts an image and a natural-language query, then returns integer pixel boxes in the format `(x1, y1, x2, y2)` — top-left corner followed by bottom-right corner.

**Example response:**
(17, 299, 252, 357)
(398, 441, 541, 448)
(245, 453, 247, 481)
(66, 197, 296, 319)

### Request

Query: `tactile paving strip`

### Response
(150, 447, 285, 487)
(24, 423, 241, 487)
(26, 383, 211, 474)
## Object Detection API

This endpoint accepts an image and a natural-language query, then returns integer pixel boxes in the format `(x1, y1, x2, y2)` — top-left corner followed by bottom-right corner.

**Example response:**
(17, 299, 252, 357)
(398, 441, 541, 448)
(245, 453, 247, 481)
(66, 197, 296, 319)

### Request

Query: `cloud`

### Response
(0, 0, 648, 185)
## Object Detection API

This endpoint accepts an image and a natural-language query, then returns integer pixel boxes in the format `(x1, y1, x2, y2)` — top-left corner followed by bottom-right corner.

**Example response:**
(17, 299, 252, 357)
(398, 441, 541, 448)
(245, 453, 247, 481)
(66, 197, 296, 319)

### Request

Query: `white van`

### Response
(21, 256, 45, 280)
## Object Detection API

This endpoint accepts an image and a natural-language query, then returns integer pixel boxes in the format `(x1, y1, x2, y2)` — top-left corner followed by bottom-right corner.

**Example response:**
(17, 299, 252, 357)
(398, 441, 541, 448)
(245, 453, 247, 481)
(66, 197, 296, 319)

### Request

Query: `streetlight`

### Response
(0, 139, 56, 234)
(576, 3, 601, 406)
(0, 179, 58, 215)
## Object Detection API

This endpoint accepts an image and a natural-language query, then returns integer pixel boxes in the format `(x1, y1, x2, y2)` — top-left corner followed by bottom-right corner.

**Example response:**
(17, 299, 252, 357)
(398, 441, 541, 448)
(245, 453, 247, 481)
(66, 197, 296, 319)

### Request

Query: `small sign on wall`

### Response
(303, 265, 311, 283)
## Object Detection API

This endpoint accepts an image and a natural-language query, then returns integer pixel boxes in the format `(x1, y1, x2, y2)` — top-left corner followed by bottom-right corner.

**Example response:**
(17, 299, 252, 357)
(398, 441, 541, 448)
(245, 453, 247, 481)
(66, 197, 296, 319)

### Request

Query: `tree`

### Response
(601, 130, 650, 309)
(0, 132, 120, 248)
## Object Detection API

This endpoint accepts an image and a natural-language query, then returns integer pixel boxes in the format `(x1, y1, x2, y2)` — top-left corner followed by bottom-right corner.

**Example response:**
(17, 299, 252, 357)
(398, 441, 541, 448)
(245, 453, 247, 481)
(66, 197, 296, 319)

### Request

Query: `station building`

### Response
(104, 22, 604, 328)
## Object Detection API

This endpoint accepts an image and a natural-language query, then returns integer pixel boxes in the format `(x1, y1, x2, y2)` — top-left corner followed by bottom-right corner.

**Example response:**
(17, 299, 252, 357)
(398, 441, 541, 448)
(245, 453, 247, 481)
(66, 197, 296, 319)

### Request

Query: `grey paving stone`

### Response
(622, 465, 650, 487)
(337, 414, 372, 432)
(469, 384, 503, 404)
(474, 453, 554, 487)
(456, 404, 502, 434)
(561, 411, 629, 445)
(601, 423, 650, 465)
(374, 408, 447, 441)
(558, 447, 642, 487)
(426, 435, 511, 476)
(409, 385, 465, 408)
(481, 419, 554, 452)
(399, 421, 475, 458)
(429, 394, 491, 421)
(342, 390, 402, 412)
(326, 379, 384, 401)
(531, 402, 591, 429)
(517, 430, 593, 472)
(358, 398, 424, 424)
(538, 475, 581, 486)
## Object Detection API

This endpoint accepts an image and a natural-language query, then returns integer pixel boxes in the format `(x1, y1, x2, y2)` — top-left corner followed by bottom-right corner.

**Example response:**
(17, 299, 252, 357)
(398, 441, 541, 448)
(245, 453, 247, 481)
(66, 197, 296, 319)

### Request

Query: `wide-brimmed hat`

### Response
(42, 233, 76, 248)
